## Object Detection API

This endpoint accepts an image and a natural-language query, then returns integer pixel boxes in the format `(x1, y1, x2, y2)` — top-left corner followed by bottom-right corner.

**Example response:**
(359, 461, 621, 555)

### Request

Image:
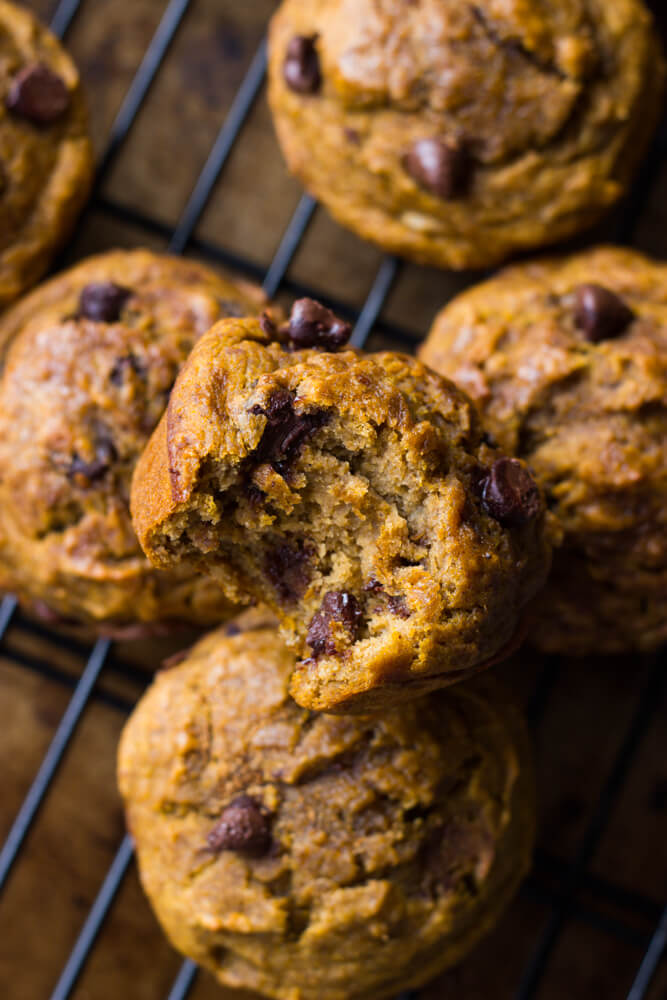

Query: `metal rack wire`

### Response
(0, 2, 665, 998)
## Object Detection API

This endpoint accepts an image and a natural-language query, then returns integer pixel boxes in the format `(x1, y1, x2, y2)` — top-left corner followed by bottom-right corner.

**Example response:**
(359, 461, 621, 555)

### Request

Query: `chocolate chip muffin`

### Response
(118, 619, 535, 1000)
(0, 1, 93, 308)
(0, 249, 273, 634)
(268, 0, 664, 270)
(130, 301, 550, 712)
(420, 246, 667, 656)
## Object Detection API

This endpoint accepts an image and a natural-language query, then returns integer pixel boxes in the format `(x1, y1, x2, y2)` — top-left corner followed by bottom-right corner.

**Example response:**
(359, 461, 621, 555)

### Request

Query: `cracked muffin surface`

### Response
(0, 0, 93, 307)
(0, 249, 271, 634)
(420, 246, 667, 655)
(118, 619, 535, 1000)
(130, 306, 550, 712)
(268, 0, 664, 269)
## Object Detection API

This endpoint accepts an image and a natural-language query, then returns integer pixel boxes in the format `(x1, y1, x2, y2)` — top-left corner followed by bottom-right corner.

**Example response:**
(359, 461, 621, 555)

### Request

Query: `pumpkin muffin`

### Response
(0, 0, 93, 308)
(0, 249, 273, 634)
(268, 0, 664, 270)
(131, 300, 550, 711)
(420, 246, 667, 655)
(118, 618, 535, 1000)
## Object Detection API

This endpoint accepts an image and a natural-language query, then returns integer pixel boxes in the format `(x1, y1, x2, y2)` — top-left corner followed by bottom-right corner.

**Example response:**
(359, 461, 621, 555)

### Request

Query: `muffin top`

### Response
(131, 306, 550, 711)
(118, 619, 534, 1000)
(0, 0, 93, 306)
(420, 245, 667, 653)
(0, 249, 271, 631)
(268, 0, 664, 268)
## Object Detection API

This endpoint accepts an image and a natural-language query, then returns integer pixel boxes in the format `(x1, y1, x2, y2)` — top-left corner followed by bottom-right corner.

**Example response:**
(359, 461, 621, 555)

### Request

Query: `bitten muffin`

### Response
(0, 1, 93, 308)
(0, 249, 273, 634)
(268, 0, 664, 270)
(118, 619, 535, 1000)
(131, 300, 550, 712)
(420, 246, 667, 655)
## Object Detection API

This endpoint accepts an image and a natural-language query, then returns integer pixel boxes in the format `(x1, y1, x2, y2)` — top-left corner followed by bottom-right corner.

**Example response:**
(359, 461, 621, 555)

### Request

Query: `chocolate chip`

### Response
(404, 138, 471, 199)
(68, 434, 117, 486)
(109, 353, 146, 386)
(387, 594, 411, 619)
(79, 282, 132, 323)
(250, 389, 328, 474)
(207, 796, 272, 856)
(344, 127, 360, 145)
(285, 298, 352, 351)
(306, 590, 361, 657)
(573, 284, 635, 342)
(480, 458, 540, 527)
(265, 541, 312, 603)
(283, 35, 321, 94)
(6, 63, 70, 124)
(224, 622, 242, 637)
(259, 312, 278, 338)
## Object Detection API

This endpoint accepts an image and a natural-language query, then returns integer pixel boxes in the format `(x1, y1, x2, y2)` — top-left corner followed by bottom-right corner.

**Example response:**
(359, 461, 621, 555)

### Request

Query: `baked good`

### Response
(0, 249, 273, 634)
(118, 619, 535, 1000)
(268, 0, 664, 270)
(0, 1, 93, 308)
(131, 300, 550, 711)
(419, 246, 667, 655)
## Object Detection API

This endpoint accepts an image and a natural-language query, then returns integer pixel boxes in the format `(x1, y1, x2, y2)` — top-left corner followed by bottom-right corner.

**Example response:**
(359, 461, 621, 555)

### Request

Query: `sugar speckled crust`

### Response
(268, 0, 664, 270)
(131, 315, 550, 712)
(0, 1, 93, 307)
(118, 621, 535, 1000)
(420, 246, 667, 655)
(0, 250, 272, 633)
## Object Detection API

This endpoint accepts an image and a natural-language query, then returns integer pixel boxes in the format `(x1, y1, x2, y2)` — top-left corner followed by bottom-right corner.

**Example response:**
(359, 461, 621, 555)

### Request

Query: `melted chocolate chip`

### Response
(265, 541, 312, 603)
(283, 35, 321, 94)
(109, 353, 146, 385)
(285, 298, 352, 350)
(250, 389, 328, 474)
(224, 622, 242, 637)
(480, 457, 540, 527)
(79, 282, 132, 323)
(404, 138, 471, 199)
(207, 796, 272, 856)
(6, 63, 70, 124)
(306, 590, 361, 657)
(573, 284, 635, 342)
(68, 434, 117, 486)
(387, 594, 411, 619)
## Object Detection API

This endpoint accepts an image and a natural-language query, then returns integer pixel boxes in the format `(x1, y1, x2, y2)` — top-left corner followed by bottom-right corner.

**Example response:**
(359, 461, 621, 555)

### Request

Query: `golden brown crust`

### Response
(0, 1, 93, 307)
(268, 0, 664, 269)
(131, 314, 550, 712)
(0, 250, 273, 631)
(420, 245, 667, 655)
(118, 623, 535, 1000)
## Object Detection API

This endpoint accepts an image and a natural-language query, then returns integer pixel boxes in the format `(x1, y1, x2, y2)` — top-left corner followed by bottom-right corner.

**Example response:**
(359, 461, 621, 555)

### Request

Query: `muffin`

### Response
(0, 249, 274, 634)
(131, 300, 550, 712)
(0, 0, 93, 308)
(268, 0, 664, 270)
(420, 246, 667, 655)
(118, 618, 535, 1000)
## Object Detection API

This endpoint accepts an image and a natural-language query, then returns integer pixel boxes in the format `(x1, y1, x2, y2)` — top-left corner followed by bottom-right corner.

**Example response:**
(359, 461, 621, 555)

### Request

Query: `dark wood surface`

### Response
(1, 2, 666, 998)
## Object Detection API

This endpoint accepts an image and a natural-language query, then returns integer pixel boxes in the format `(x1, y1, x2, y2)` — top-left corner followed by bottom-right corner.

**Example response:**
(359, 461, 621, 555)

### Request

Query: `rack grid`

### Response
(1, 2, 666, 998)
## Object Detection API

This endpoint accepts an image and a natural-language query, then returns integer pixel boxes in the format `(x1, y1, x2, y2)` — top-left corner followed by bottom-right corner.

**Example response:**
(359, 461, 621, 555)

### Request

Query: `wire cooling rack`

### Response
(0, 2, 666, 998)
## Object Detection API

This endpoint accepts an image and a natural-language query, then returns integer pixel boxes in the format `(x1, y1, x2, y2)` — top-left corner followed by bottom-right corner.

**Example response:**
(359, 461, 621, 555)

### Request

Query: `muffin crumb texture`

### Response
(131, 309, 550, 712)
